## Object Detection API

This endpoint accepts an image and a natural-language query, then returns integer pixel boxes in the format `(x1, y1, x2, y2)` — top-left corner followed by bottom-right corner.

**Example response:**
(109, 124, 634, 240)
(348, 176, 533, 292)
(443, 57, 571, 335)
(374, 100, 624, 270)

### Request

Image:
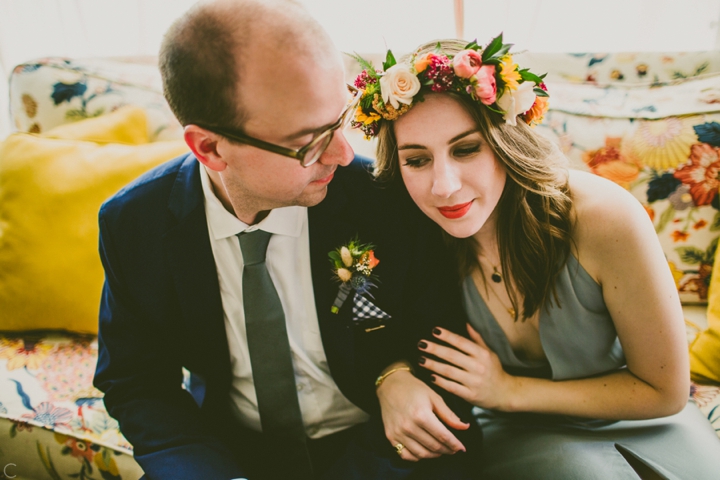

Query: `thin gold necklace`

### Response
(473, 269, 516, 318)
(486, 281, 516, 318)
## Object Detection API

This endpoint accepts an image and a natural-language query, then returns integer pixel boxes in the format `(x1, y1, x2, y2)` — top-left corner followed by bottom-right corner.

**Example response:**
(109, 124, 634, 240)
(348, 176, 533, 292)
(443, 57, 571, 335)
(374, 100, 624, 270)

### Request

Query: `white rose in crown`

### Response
(496, 81, 537, 126)
(380, 64, 421, 109)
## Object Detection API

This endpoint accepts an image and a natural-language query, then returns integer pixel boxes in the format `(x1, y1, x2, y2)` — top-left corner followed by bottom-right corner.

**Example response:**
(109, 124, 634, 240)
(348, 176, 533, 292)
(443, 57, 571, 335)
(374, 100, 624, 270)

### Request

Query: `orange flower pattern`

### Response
(673, 144, 720, 206)
(671, 230, 690, 242)
(694, 219, 708, 230)
(583, 137, 640, 189)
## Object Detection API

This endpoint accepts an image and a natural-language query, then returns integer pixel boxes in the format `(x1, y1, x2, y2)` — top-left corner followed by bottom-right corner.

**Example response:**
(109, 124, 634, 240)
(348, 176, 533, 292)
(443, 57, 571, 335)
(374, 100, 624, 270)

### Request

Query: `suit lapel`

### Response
(308, 176, 360, 397)
(162, 156, 232, 387)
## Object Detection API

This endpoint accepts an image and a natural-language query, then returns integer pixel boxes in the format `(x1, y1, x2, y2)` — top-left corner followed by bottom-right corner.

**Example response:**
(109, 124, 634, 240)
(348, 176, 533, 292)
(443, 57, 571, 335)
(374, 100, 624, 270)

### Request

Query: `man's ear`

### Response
(184, 125, 227, 172)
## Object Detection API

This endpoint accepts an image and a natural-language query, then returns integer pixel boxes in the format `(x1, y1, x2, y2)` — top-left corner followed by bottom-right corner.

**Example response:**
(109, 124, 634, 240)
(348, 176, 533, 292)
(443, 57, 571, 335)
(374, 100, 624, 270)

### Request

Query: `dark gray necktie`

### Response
(238, 230, 313, 475)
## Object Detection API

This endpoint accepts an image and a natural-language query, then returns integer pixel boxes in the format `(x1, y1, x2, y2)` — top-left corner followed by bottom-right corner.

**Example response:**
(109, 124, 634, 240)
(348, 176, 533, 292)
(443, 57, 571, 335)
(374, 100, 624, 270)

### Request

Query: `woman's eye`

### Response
(454, 145, 480, 157)
(402, 157, 429, 168)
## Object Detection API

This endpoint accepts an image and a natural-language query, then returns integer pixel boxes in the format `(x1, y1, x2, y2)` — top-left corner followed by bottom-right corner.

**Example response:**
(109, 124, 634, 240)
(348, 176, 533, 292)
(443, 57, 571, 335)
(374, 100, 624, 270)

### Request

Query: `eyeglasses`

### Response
(197, 84, 363, 168)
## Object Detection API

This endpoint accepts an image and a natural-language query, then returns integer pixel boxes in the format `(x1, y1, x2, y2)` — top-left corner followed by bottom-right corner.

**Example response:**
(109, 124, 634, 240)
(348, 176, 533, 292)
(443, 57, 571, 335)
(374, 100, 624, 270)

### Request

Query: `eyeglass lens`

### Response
(303, 88, 363, 167)
(302, 131, 334, 167)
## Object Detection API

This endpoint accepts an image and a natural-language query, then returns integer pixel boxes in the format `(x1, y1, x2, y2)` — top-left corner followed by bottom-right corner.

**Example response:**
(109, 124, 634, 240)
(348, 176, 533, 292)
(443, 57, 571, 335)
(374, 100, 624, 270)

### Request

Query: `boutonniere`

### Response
(328, 239, 380, 314)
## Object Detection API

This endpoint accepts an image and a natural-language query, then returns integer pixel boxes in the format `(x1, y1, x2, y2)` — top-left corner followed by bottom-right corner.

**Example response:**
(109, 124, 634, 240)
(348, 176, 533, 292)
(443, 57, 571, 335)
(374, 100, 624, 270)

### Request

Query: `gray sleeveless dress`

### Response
(463, 254, 720, 480)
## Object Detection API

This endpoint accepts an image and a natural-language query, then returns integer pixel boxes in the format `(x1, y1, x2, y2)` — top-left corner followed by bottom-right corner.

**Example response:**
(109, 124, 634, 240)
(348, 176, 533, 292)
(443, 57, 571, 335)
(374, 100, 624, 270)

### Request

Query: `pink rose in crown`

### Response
(452, 49, 483, 79)
(471, 65, 497, 105)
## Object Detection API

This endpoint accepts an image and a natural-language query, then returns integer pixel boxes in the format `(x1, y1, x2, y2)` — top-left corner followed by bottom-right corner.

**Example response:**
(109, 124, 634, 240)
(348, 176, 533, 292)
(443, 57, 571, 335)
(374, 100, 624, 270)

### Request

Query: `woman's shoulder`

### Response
(566, 169, 656, 277)
(568, 169, 648, 229)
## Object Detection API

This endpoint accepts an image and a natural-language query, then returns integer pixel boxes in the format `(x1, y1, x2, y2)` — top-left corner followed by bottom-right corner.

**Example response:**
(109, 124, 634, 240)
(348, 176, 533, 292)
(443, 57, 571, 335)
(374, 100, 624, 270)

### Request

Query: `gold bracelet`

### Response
(375, 366, 412, 388)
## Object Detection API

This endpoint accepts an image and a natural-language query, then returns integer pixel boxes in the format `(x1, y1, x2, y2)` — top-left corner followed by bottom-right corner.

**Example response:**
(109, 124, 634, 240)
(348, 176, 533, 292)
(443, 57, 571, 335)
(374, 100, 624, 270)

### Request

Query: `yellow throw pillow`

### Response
(43, 106, 149, 145)
(0, 106, 188, 334)
(690, 243, 720, 384)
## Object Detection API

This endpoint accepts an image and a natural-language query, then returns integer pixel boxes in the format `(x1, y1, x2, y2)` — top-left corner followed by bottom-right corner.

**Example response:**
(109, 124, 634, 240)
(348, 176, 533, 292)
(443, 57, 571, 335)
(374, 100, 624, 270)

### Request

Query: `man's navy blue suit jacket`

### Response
(93, 153, 472, 480)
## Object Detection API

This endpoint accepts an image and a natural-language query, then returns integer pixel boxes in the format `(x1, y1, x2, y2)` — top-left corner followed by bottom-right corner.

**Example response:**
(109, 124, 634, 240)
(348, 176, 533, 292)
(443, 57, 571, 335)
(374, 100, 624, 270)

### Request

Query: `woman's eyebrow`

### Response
(398, 143, 426, 151)
(398, 129, 481, 151)
(448, 129, 480, 144)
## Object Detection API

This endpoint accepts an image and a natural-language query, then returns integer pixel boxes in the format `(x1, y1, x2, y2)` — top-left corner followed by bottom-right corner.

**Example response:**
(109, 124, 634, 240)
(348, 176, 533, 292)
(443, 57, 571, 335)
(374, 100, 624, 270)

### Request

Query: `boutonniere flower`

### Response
(328, 239, 380, 314)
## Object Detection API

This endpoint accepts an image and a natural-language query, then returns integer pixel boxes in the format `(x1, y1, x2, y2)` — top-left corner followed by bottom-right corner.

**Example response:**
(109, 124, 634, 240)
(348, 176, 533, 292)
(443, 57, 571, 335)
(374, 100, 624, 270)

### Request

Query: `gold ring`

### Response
(394, 443, 405, 455)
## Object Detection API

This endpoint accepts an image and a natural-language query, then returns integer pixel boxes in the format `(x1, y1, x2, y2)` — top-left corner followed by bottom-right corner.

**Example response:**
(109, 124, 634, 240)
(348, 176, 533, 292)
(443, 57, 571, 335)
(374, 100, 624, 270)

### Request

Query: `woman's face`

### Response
(395, 94, 507, 238)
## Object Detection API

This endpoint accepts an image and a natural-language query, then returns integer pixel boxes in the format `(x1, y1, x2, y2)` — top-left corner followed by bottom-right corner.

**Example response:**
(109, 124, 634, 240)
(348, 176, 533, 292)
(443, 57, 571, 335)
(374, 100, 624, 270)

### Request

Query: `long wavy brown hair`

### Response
(375, 40, 574, 321)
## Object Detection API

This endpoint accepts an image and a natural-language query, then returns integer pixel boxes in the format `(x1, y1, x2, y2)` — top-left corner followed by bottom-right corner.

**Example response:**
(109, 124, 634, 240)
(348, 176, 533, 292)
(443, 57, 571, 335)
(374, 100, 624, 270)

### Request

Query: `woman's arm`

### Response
(420, 173, 690, 420)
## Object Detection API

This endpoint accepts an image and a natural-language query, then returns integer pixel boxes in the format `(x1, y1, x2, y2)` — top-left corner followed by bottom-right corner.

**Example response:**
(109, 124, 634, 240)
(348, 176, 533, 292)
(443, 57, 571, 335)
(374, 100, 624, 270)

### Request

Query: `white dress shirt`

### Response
(199, 165, 369, 439)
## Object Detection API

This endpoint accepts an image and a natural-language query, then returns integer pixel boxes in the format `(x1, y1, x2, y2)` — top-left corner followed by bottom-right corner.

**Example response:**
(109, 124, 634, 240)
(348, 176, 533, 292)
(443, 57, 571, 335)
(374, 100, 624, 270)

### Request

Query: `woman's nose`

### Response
(431, 158, 461, 198)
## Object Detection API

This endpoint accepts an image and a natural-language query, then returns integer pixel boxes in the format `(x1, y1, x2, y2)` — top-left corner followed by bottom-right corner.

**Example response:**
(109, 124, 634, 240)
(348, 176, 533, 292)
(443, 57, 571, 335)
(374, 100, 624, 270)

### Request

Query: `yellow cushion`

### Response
(0, 106, 188, 334)
(44, 106, 149, 145)
(690, 242, 720, 384)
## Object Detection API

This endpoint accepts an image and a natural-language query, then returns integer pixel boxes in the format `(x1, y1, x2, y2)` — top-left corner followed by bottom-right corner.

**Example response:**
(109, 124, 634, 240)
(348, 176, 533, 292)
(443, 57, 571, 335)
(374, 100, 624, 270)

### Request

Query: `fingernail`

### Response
(430, 374, 437, 382)
(433, 327, 442, 336)
(418, 356, 426, 365)
(418, 341, 428, 350)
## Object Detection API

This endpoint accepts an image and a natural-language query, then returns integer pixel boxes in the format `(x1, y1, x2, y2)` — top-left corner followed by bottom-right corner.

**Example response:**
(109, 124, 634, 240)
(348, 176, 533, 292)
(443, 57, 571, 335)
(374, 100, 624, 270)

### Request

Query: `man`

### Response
(94, 1, 478, 479)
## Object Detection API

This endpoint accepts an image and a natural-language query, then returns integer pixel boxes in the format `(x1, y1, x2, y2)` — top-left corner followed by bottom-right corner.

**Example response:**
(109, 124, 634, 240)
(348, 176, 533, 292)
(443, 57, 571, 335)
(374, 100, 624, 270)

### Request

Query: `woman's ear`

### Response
(184, 125, 227, 172)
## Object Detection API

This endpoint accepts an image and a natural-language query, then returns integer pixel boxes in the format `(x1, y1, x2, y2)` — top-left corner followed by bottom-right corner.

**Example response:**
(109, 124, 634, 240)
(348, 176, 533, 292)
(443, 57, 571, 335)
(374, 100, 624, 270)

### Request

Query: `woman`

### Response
(352, 36, 720, 479)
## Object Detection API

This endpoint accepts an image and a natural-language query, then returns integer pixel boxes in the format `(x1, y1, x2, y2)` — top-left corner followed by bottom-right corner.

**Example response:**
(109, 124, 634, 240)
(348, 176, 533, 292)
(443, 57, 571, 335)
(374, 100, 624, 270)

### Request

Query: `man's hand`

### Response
(376, 363, 469, 462)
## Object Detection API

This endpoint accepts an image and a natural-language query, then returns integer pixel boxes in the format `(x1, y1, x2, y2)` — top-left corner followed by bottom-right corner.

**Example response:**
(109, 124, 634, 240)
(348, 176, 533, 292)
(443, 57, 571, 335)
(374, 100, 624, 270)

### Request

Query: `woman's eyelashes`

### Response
(402, 156, 430, 168)
(454, 143, 481, 157)
(401, 143, 482, 168)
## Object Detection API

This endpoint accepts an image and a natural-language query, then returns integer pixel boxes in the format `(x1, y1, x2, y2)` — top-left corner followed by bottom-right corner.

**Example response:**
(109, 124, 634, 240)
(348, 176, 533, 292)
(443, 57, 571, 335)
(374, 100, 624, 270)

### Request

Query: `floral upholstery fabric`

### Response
(524, 52, 720, 304)
(9, 57, 182, 142)
(0, 330, 716, 480)
(520, 51, 720, 86)
(0, 333, 144, 480)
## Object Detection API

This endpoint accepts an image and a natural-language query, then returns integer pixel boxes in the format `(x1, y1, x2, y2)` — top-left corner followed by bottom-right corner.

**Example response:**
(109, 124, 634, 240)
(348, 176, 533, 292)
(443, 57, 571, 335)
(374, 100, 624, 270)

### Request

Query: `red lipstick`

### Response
(438, 201, 473, 219)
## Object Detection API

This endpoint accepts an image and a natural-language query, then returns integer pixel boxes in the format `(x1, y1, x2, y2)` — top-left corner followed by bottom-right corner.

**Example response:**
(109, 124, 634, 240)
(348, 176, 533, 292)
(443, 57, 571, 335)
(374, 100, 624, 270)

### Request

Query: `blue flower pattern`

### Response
(694, 122, 720, 148)
(51, 81, 88, 106)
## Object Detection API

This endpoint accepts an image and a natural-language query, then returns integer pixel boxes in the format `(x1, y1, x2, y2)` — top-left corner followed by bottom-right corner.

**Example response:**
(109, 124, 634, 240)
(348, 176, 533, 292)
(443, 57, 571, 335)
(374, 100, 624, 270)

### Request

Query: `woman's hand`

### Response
(418, 325, 519, 411)
(376, 365, 469, 461)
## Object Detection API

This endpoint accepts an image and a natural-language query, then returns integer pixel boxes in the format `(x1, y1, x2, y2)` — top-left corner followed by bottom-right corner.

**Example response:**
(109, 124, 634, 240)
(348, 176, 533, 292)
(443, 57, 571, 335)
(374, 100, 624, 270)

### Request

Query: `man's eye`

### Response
(293, 136, 315, 148)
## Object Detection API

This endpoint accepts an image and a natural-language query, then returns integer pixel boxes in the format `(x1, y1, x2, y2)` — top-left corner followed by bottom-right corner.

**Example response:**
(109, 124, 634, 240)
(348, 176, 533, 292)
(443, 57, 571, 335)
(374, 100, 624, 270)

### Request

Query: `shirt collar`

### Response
(199, 164, 305, 240)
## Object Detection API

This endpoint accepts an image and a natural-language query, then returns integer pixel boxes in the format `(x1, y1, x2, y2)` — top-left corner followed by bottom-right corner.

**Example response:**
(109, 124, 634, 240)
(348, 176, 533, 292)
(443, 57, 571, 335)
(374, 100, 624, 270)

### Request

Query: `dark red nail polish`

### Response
(418, 341, 428, 349)
(418, 357, 426, 365)
(431, 374, 437, 382)
(433, 328, 442, 336)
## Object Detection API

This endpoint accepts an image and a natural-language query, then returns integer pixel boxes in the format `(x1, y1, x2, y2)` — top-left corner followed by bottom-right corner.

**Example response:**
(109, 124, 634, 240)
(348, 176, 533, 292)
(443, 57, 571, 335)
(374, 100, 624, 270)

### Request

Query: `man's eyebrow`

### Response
(398, 129, 481, 151)
(282, 119, 338, 143)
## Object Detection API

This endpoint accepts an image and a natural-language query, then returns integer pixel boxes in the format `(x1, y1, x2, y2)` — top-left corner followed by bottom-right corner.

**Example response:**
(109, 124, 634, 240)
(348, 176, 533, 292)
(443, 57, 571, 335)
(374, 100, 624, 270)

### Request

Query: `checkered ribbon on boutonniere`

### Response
(352, 293, 391, 320)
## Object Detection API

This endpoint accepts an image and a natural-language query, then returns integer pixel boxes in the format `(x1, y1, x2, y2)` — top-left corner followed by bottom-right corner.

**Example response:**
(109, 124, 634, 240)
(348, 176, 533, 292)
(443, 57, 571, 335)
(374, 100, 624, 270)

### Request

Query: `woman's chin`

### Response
(432, 216, 482, 239)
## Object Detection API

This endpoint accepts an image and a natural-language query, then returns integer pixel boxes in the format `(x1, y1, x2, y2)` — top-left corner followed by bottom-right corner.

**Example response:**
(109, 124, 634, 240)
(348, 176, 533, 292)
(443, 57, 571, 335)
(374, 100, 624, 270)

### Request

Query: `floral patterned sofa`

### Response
(1, 52, 719, 480)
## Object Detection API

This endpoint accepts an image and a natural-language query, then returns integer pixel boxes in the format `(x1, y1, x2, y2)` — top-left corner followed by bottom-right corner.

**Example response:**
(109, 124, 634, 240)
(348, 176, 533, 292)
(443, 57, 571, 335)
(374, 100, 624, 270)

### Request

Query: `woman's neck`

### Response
(473, 208, 500, 260)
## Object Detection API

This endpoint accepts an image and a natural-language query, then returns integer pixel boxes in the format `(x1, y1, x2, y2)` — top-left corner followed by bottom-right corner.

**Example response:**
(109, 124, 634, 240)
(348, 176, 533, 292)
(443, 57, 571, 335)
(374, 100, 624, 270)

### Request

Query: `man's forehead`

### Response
(237, 50, 346, 138)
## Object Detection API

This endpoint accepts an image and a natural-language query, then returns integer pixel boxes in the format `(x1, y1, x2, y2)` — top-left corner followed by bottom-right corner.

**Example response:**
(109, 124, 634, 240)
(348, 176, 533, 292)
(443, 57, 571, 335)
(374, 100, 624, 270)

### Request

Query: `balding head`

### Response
(159, 0, 340, 129)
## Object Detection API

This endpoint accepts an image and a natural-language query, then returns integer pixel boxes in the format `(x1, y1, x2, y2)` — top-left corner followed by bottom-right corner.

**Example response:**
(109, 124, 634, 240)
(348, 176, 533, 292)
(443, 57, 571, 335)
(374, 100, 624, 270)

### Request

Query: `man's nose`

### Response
(431, 157, 462, 198)
(319, 129, 354, 167)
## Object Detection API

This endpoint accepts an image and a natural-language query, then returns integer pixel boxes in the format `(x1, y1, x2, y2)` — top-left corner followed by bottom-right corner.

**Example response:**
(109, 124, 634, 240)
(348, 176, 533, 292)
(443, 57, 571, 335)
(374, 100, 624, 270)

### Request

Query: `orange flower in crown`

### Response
(348, 33, 550, 138)
(523, 83, 550, 126)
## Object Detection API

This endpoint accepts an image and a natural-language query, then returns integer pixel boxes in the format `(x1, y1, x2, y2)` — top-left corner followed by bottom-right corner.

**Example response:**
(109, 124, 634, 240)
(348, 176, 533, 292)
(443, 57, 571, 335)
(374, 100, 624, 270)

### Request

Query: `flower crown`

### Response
(349, 33, 549, 139)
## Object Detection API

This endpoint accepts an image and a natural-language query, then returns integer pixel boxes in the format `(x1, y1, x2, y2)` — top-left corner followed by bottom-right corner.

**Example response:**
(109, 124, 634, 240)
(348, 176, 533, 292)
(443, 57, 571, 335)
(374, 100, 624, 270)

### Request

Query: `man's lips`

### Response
(437, 201, 473, 219)
(312, 172, 335, 184)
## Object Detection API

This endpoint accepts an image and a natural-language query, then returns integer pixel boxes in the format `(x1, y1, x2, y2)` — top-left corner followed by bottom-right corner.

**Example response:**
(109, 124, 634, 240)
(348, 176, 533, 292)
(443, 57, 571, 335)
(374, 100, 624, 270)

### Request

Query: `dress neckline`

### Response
(465, 254, 597, 369)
